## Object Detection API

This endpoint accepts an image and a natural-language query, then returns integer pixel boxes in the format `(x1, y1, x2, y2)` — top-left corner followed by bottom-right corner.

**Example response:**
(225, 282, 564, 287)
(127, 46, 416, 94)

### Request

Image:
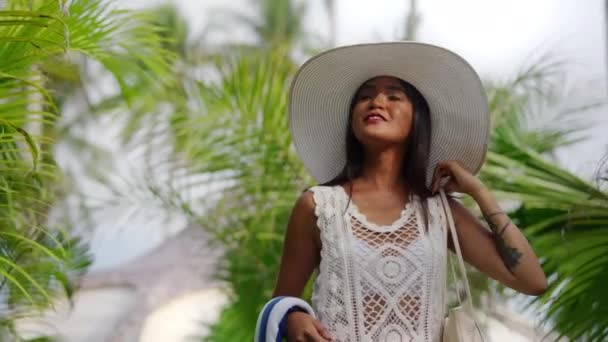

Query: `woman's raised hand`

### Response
(431, 160, 486, 196)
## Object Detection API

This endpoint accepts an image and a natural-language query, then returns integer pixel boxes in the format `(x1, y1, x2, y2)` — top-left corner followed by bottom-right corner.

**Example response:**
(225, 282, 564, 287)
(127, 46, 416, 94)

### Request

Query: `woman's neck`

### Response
(358, 147, 407, 191)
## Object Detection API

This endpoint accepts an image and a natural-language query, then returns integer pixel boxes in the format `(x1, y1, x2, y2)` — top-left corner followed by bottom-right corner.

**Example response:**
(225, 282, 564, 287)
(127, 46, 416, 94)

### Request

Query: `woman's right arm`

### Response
(273, 190, 321, 297)
(273, 191, 332, 341)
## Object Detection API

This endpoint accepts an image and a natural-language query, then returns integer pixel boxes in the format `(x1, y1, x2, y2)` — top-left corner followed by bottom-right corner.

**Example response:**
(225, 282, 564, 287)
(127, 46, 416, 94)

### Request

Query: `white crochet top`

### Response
(309, 185, 448, 342)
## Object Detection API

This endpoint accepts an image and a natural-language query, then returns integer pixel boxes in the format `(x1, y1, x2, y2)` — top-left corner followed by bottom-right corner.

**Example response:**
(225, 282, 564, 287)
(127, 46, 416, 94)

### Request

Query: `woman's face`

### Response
(350, 76, 414, 148)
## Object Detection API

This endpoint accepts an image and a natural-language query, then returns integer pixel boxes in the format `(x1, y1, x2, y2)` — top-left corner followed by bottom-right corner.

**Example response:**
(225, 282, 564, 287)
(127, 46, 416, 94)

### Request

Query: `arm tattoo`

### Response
(482, 212, 506, 233)
(483, 213, 523, 272)
(493, 227, 523, 271)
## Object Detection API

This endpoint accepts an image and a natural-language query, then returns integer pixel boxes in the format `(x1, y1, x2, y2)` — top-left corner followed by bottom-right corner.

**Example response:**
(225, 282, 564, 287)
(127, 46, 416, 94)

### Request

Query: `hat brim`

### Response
(289, 42, 490, 187)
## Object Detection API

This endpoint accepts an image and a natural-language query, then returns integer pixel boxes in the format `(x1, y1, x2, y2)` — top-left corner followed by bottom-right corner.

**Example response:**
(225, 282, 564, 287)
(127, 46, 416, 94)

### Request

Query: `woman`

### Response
(270, 42, 546, 342)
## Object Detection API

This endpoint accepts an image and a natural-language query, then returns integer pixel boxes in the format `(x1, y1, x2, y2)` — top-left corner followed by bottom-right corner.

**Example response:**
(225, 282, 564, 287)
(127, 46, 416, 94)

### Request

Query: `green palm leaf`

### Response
(483, 147, 608, 341)
(481, 82, 608, 341)
(134, 49, 313, 342)
(0, 0, 175, 339)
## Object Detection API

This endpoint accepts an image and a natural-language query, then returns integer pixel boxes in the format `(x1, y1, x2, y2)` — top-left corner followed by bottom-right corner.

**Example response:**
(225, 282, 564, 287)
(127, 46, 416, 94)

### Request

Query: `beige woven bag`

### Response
(439, 190, 486, 342)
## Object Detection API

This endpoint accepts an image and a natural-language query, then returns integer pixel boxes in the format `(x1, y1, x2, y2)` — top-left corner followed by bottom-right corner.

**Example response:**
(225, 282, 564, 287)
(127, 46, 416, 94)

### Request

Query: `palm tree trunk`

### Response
(404, 0, 420, 41)
(325, 0, 337, 46)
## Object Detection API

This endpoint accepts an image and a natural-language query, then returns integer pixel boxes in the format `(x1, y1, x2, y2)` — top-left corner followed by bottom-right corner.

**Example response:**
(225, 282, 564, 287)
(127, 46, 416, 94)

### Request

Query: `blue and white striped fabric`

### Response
(254, 296, 316, 342)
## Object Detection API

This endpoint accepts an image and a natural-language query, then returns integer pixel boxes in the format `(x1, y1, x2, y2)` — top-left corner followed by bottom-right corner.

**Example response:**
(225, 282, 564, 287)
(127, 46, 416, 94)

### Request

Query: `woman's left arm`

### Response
(433, 161, 548, 296)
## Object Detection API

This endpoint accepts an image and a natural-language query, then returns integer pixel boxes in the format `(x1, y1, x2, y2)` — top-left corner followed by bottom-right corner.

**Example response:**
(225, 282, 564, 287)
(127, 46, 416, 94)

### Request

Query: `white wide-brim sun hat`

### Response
(288, 41, 490, 187)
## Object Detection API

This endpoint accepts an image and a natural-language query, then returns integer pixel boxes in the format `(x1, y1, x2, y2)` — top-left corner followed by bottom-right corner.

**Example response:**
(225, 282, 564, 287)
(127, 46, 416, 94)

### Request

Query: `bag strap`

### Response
(439, 189, 475, 314)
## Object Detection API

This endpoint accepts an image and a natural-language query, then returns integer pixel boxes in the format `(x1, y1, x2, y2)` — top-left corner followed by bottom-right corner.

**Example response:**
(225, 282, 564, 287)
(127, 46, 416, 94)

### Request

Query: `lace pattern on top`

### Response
(310, 185, 448, 342)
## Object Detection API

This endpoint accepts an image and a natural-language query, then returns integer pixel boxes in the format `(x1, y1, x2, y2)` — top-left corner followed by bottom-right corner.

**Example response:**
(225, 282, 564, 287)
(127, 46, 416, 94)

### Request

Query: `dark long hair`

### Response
(322, 78, 433, 227)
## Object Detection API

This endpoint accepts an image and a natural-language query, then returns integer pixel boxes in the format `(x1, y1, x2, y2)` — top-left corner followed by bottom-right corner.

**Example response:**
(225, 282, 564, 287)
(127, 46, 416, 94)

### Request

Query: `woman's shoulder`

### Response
(424, 192, 442, 203)
(295, 184, 332, 207)
(299, 184, 343, 212)
(302, 183, 342, 197)
(423, 192, 451, 211)
(291, 186, 333, 225)
(305, 183, 333, 191)
(292, 190, 316, 215)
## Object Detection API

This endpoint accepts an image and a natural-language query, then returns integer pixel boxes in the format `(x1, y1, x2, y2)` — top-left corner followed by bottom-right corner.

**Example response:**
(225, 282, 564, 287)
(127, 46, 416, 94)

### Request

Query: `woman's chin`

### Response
(357, 132, 407, 148)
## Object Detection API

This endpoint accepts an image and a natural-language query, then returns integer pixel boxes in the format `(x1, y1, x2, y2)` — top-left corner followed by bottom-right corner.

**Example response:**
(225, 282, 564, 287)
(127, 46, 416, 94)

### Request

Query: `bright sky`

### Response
(170, 0, 604, 77)
(94, 0, 607, 269)
(329, 0, 590, 76)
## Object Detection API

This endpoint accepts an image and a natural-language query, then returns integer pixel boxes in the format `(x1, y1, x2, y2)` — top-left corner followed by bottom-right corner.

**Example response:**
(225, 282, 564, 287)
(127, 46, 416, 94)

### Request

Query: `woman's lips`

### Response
(364, 112, 387, 123)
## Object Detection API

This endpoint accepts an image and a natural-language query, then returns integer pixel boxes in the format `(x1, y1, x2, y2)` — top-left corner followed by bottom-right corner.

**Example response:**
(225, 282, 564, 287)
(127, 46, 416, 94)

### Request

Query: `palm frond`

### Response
(486, 55, 597, 156)
(471, 53, 607, 340)
(482, 132, 608, 340)
(0, 0, 175, 338)
(131, 48, 312, 342)
(202, 0, 309, 50)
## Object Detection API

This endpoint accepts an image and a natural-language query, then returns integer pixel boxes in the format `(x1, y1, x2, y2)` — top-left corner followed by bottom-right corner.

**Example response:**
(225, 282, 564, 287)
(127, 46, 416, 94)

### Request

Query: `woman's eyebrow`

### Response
(386, 85, 406, 92)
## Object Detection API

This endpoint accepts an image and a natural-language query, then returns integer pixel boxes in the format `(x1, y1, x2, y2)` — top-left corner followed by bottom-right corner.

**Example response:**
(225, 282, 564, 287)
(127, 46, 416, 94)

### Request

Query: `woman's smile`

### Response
(363, 110, 387, 124)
